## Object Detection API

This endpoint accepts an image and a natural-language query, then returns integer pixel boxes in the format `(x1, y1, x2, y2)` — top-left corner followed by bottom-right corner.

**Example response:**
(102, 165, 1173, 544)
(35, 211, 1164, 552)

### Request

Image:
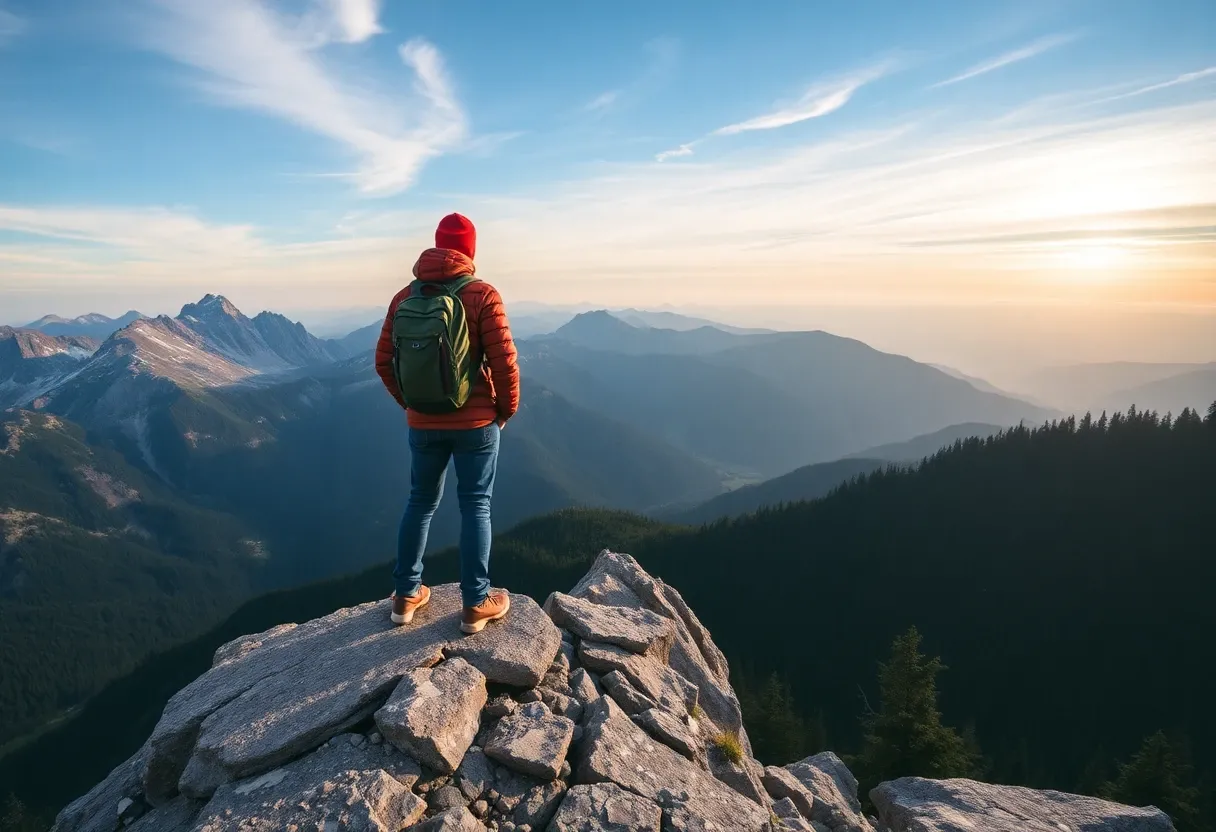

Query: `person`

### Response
(374, 213, 520, 634)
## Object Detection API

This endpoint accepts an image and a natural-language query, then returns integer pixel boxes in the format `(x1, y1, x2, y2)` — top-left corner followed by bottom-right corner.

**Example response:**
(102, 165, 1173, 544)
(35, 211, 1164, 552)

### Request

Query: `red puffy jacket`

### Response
(375, 248, 520, 430)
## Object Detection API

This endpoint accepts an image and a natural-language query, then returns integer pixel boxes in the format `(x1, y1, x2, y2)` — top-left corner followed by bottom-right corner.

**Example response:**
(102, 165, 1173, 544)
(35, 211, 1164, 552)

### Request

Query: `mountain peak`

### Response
(576, 309, 637, 326)
(25, 314, 70, 327)
(555, 310, 640, 337)
(179, 294, 243, 321)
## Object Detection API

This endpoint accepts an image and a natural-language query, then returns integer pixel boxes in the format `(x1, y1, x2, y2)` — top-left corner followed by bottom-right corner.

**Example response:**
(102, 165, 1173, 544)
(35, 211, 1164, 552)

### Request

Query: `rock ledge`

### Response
(54, 551, 1177, 832)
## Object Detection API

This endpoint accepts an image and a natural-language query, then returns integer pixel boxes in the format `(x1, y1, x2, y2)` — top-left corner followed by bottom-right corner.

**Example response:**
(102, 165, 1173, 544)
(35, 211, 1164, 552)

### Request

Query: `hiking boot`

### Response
(391, 585, 430, 625)
(461, 591, 511, 635)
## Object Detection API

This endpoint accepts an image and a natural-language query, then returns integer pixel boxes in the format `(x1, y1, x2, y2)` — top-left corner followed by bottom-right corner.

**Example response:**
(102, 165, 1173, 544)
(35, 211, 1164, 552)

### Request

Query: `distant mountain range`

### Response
(23, 310, 145, 340)
(1018, 361, 1216, 415)
(522, 312, 1050, 478)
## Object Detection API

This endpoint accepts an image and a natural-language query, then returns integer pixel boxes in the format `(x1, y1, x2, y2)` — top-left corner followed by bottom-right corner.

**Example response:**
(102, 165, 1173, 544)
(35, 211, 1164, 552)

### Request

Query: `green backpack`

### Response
(390, 276, 480, 413)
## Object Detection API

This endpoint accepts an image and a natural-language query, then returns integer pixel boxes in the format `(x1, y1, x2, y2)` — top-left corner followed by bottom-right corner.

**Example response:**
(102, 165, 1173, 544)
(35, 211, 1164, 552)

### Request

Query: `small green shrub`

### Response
(712, 731, 744, 765)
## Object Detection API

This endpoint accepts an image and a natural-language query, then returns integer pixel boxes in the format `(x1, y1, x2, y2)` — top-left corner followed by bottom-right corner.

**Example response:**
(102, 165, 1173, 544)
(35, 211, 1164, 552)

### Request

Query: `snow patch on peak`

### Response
(185, 294, 243, 319)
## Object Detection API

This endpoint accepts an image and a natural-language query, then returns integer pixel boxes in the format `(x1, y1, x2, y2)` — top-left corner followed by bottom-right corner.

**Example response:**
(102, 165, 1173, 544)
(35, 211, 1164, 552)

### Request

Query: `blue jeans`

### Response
(394, 423, 499, 608)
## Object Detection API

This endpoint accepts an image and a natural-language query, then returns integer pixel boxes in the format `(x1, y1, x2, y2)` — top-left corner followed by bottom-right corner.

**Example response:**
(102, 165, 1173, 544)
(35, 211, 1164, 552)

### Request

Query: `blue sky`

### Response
(1, 0, 1214, 338)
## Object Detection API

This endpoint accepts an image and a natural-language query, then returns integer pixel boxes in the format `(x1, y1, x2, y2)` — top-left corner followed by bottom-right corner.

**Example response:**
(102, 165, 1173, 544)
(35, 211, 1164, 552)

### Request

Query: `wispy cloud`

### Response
(655, 64, 887, 161)
(132, 0, 466, 194)
(713, 71, 882, 135)
(0, 8, 24, 46)
(322, 0, 383, 44)
(655, 143, 695, 162)
(933, 33, 1075, 88)
(584, 91, 620, 113)
(1104, 66, 1216, 102)
(0, 205, 263, 259)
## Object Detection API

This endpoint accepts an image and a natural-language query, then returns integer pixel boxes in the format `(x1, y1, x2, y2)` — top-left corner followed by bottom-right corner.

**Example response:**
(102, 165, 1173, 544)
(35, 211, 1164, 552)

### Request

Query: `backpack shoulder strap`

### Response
(409, 275, 479, 298)
(444, 275, 480, 296)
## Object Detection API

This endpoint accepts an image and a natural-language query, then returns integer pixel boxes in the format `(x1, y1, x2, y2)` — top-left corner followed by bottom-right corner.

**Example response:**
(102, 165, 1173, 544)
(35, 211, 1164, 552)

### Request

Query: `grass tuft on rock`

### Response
(711, 731, 744, 765)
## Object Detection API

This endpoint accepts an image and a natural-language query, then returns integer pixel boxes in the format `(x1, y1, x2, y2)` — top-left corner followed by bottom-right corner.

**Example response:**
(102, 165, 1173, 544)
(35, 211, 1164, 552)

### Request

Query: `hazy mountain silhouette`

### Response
(543, 310, 745, 355)
(524, 316, 1049, 477)
(24, 311, 144, 340)
(844, 422, 1008, 462)
(1019, 361, 1216, 410)
(660, 457, 885, 525)
(1098, 366, 1216, 417)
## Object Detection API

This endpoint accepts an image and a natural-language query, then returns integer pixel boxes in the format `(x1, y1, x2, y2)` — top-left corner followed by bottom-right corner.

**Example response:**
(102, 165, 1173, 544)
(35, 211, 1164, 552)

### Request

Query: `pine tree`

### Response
(738, 671, 811, 764)
(1102, 732, 1204, 831)
(1, 794, 39, 832)
(855, 627, 978, 788)
(1206, 400, 1216, 427)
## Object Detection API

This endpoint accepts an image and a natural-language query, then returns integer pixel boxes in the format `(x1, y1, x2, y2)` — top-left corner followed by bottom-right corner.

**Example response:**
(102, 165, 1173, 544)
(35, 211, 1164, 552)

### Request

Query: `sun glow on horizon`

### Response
(1061, 243, 1129, 268)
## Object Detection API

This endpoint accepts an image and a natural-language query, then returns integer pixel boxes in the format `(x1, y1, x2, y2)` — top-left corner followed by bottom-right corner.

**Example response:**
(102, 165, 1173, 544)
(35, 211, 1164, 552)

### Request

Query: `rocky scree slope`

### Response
(55, 552, 1177, 832)
(0, 326, 98, 408)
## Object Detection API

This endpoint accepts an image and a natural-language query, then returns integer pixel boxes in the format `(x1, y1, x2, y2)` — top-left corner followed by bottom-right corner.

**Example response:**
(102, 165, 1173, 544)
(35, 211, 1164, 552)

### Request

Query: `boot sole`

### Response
(460, 596, 511, 635)
(390, 592, 430, 625)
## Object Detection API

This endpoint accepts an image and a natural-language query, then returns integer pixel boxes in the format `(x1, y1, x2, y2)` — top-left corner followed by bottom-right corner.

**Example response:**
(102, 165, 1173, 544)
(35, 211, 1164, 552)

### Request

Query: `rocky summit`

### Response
(54, 551, 1176, 832)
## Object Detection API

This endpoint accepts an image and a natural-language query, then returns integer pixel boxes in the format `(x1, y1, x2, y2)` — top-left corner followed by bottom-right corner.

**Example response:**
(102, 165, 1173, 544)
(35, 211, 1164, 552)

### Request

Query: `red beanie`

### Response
(435, 213, 476, 260)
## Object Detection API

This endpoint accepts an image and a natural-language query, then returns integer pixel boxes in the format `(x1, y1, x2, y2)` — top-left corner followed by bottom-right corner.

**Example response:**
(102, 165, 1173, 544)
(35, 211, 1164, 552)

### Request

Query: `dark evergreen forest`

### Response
(3, 403, 1213, 830)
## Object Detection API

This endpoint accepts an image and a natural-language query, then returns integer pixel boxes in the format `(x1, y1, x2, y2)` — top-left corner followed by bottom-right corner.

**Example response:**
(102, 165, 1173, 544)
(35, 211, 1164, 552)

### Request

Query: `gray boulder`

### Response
(445, 589, 562, 688)
(412, 806, 484, 831)
(187, 737, 427, 831)
(485, 708, 575, 780)
(142, 606, 389, 804)
(785, 752, 874, 832)
(548, 782, 662, 831)
(144, 585, 556, 802)
(545, 591, 675, 657)
(429, 784, 469, 813)
(567, 668, 602, 708)
(514, 780, 567, 828)
(52, 741, 150, 832)
(578, 640, 697, 715)
(456, 746, 495, 801)
(486, 694, 517, 718)
(763, 765, 816, 819)
(573, 697, 769, 831)
(601, 669, 658, 715)
(495, 765, 545, 813)
(567, 551, 748, 749)
(634, 708, 699, 760)
(707, 744, 769, 805)
(374, 657, 487, 773)
(871, 777, 1177, 832)
(540, 688, 583, 722)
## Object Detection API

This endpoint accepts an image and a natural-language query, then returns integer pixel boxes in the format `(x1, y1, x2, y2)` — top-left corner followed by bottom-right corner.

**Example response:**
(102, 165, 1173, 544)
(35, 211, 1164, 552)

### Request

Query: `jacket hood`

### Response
(413, 247, 476, 282)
